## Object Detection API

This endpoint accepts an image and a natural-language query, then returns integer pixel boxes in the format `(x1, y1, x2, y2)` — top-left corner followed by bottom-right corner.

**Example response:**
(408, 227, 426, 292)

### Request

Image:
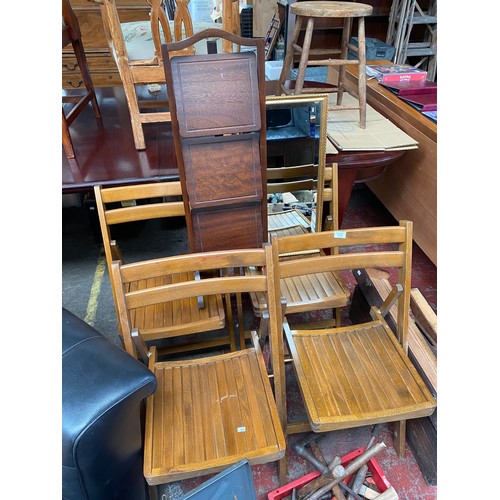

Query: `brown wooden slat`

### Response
(100, 181, 183, 202)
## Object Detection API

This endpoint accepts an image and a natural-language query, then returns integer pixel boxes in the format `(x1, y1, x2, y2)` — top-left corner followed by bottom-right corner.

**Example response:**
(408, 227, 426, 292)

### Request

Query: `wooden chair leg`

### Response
(121, 71, 147, 150)
(279, 450, 289, 486)
(393, 420, 406, 457)
(70, 38, 101, 120)
(62, 110, 75, 159)
(148, 484, 159, 500)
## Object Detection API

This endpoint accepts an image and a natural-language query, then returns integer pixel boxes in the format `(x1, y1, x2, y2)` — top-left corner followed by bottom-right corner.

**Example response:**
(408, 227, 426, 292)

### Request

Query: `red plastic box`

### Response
(268, 447, 392, 499)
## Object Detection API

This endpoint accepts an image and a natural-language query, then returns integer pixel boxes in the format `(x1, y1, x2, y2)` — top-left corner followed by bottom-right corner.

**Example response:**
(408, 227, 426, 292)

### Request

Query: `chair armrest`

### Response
(370, 283, 403, 320)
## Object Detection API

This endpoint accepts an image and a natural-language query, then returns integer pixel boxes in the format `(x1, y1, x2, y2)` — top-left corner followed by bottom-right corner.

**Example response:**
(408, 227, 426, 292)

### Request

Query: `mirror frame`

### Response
(264, 93, 330, 232)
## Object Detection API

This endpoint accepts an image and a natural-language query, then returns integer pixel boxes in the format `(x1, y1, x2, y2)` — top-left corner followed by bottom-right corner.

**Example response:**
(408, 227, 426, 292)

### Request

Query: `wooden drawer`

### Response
(63, 0, 152, 88)
(63, 51, 121, 88)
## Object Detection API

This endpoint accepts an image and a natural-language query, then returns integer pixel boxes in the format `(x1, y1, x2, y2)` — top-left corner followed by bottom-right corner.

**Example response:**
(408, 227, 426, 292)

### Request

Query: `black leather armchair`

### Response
(62, 308, 157, 500)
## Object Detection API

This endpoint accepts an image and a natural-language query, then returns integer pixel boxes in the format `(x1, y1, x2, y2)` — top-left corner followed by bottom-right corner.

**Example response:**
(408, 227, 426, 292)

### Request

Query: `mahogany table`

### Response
(62, 85, 405, 227)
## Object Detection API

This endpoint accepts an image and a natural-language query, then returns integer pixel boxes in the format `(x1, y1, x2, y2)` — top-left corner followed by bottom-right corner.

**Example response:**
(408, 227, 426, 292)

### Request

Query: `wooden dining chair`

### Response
(62, 0, 101, 159)
(94, 181, 234, 354)
(111, 244, 286, 494)
(271, 221, 437, 481)
(92, 0, 240, 150)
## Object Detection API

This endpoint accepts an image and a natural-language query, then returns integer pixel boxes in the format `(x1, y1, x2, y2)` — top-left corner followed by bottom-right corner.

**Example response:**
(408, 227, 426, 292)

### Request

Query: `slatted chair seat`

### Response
(285, 320, 436, 432)
(145, 344, 285, 484)
(125, 273, 224, 340)
(247, 264, 349, 315)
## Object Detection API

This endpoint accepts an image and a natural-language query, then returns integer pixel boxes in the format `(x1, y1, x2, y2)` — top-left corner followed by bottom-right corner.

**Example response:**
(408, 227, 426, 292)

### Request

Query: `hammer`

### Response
(346, 424, 384, 500)
(307, 442, 387, 500)
(292, 436, 360, 500)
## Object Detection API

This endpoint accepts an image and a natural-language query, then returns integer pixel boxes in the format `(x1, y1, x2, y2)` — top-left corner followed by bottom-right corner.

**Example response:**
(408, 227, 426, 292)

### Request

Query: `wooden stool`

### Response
(62, 0, 101, 158)
(277, 1, 373, 128)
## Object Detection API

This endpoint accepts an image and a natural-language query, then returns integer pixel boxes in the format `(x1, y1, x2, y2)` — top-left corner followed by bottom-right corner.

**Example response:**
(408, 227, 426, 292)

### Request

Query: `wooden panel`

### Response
(182, 134, 263, 209)
(192, 204, 264, 252)
(339, 62, 437, 265)
(170, 52, 261, 137)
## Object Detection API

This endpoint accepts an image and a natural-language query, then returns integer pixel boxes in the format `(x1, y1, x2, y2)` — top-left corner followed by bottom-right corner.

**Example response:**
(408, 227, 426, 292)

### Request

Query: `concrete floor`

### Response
(62, 183, 437, 499)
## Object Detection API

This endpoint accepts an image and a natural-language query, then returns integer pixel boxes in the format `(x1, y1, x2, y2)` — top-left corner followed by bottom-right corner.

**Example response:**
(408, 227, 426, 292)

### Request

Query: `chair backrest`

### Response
(97, 0, 194, 65)
(94, 181, 185, 295)
(162, 30, 268, 252)
(267, 164, 318, 195)
(111, 244, 283, 371)
(272, 220, 413, 350)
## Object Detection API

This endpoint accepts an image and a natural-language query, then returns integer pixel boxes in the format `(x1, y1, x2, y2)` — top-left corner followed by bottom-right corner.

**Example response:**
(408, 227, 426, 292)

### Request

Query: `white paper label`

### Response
(334, 231, 346, 238)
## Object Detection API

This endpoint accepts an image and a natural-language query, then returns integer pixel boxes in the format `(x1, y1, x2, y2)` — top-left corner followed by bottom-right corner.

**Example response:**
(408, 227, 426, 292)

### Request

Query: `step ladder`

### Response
(386, 0, 437, 81)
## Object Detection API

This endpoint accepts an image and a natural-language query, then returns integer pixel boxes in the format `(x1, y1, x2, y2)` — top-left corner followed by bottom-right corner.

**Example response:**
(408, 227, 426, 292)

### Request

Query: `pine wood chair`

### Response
(94, 181, 236, 354)
(62, 0, 101, 159)
(91, 0, 239, 150)
(111, 244, 286, 493)
(271, 221, 437, 481)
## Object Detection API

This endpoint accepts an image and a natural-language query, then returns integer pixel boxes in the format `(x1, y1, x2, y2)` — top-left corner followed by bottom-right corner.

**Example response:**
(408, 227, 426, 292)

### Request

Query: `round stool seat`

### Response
(291, 1, 373, 18)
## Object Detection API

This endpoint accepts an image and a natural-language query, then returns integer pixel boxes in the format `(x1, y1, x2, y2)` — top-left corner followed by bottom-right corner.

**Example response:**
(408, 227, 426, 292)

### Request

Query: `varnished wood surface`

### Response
(338, 61, 437, 264)
(62, 86, 178, 192)
(63, 84, 404, 227)
(286, 320, 436, 431)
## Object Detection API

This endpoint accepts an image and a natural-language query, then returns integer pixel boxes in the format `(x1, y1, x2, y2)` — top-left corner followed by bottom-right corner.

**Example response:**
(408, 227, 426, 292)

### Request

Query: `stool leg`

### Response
(336, 17, 352, 106)
(357, 16, 367, 128)
(277, 17, 302, 95)
(294, 17, 315, 94)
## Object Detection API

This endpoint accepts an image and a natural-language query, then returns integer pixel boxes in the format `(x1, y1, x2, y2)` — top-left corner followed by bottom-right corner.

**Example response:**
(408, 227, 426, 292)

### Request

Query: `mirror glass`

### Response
(265, 94, 329, 234)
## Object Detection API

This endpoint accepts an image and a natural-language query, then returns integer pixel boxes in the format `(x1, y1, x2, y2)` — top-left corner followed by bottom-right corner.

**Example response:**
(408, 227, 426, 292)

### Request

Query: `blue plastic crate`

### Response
(348, 37, 395, 61)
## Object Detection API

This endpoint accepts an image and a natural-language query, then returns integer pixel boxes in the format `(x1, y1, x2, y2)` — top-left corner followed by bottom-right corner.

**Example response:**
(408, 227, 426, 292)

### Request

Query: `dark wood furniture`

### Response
(61, 85, 404, 229)
(162, 30, 268, 252)
(62, 0, 101, 159)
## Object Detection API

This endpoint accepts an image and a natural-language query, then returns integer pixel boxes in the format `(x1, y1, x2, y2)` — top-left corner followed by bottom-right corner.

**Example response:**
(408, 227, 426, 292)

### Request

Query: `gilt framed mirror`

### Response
(264, 93, 329, 235)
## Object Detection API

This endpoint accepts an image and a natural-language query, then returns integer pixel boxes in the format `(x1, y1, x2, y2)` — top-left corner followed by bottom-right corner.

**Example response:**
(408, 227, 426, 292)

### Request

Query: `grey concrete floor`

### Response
(62, 195, 190, 347)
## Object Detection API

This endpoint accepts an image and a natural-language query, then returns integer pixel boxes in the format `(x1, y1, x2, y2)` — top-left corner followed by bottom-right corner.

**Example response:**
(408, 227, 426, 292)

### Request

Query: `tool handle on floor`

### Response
(307, 442, 387, 500)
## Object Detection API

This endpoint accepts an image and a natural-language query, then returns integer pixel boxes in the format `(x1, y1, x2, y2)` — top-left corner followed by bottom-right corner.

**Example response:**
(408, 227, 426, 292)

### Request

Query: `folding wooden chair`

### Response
(94, 181, 233, 354)
(111, 244, 286, 494)
(271, 221, 436, 481)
